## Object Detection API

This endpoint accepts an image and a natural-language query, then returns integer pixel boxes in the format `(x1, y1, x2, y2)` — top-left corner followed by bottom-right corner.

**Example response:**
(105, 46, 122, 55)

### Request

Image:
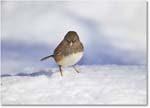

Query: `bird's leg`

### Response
(72, 65, 80, 73)
(58, 65, 63, 76)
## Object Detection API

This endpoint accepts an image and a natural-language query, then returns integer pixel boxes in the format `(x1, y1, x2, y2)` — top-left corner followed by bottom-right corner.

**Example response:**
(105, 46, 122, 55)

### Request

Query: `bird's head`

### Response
(64, 31, 80, 46)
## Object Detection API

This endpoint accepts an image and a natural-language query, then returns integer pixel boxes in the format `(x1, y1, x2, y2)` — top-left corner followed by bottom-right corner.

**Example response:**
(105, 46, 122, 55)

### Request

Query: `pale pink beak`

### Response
(70, 42, 73, 46)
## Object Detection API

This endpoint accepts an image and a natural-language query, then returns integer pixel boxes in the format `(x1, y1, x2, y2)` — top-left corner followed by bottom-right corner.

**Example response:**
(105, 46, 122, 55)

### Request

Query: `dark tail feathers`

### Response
(40, 55, 54, 61)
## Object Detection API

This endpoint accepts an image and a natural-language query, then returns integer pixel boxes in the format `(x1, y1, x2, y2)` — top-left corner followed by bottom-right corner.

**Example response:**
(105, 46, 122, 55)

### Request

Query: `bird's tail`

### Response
(40, 55, 54, 61)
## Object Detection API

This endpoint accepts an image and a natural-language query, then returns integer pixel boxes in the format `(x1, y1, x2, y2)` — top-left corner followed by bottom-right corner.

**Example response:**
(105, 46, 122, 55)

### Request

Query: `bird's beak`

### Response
(69, 42, 73, 46)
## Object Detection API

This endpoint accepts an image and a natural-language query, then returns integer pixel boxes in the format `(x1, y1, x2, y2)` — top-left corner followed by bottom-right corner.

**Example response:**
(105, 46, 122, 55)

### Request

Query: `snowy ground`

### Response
(1, 65, 147, 105)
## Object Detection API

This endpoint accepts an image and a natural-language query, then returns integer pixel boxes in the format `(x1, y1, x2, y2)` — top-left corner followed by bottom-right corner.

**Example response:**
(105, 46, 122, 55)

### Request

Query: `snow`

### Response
(1, 65, 147, 105)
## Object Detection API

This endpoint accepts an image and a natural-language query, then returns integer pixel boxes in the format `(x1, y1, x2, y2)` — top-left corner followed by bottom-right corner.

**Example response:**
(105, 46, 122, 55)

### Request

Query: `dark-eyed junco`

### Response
(41, 31, 84, 76)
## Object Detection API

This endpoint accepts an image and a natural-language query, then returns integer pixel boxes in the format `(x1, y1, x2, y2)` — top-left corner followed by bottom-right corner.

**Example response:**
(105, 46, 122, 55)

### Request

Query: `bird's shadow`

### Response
(1, 70, 53, 78)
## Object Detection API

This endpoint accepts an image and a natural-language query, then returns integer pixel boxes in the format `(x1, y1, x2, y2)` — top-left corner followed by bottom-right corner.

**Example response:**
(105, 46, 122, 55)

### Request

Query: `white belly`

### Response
(57, 52, 83, 66)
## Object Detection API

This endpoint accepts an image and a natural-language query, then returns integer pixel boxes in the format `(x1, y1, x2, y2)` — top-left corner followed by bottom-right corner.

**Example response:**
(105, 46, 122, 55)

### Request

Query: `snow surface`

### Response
(1, 65, 147, 105)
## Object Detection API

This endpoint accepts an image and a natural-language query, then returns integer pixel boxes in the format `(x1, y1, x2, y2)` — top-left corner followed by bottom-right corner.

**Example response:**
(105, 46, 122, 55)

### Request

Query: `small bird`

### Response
(40, 31, 84, 76)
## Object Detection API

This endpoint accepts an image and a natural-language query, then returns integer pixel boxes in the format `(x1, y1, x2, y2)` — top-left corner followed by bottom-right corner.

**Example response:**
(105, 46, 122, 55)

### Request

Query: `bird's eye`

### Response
(66, 39, 71, 42)
(72, 38, 76, 42)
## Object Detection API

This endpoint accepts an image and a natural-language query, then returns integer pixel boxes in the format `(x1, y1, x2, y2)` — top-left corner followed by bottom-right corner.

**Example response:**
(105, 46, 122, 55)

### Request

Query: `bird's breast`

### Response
(57, 52, 83, 66)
